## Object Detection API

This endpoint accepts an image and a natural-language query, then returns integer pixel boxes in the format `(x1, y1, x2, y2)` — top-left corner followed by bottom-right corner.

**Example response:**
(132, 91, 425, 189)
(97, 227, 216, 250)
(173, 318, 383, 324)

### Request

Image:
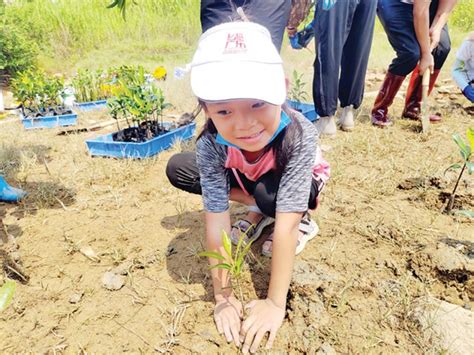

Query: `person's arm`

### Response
(452, 58, 469, 91)
(196, 136, 243, 346)
(240, 212, 301, 354)
(413, 0, 433, 74)
(429, 0, 457, 50)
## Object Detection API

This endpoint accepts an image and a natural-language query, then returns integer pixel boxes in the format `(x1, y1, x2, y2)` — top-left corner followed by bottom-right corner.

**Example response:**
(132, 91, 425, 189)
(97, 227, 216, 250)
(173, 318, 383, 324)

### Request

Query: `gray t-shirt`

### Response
(196, 111, 318, 213)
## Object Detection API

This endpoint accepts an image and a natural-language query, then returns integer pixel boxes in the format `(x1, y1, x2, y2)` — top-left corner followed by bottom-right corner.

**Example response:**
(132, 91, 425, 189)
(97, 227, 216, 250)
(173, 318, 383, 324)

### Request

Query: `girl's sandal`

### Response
(261, 213, 319, 257)
(230, 216, 274, 246)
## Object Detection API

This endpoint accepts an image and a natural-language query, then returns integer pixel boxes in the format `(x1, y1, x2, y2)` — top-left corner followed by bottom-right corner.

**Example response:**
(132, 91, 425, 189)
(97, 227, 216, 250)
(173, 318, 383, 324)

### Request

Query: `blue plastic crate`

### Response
(75, 99, 108, 112)
(287, 100, 319, 122)
(85, 122, 196, 159)
(21, 112, 78, 130)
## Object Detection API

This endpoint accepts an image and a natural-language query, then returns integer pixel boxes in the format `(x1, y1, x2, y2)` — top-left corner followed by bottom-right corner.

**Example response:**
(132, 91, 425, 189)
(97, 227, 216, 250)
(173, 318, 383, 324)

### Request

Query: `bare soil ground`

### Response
(0, 69, 473, 354)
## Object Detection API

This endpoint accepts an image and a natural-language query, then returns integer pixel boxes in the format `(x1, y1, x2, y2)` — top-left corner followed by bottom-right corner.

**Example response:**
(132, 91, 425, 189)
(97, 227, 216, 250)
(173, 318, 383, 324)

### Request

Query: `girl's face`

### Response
(203, 99, 281, 153)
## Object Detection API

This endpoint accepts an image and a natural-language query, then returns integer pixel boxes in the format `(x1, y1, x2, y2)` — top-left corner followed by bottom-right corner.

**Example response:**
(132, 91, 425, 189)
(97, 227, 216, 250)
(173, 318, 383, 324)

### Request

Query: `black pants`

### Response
(377, 0, 451, 76)
(200, 0, 291, 51)
(166, 152, 320, 218)
(312, 0, 377, 117)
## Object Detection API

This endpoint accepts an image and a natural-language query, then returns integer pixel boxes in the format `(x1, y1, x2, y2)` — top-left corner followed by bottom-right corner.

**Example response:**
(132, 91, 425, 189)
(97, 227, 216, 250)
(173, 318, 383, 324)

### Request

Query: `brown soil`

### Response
(0, 72, 473, 353)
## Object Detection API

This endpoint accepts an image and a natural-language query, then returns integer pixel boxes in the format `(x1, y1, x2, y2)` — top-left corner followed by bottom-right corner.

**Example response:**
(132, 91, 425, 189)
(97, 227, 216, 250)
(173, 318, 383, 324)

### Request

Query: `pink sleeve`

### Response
(312, 146, 331, 183)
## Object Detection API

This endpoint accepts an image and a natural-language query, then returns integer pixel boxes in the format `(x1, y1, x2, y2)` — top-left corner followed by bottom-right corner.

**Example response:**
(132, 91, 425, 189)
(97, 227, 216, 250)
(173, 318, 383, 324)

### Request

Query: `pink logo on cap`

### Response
(223, 33, 247, 54)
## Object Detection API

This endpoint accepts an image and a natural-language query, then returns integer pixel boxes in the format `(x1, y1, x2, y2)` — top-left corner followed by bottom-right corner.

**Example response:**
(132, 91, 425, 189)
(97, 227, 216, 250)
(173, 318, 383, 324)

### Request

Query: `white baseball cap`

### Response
(190, 21, 286, 105)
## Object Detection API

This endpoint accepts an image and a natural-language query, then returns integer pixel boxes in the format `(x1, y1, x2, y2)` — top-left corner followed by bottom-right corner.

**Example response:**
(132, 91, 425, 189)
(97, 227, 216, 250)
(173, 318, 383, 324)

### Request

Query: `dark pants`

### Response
(312, 0, 377, 117)
(200, 0, 291, 51)
(166, 152, 320, 218)
(377, 0, 451, 76)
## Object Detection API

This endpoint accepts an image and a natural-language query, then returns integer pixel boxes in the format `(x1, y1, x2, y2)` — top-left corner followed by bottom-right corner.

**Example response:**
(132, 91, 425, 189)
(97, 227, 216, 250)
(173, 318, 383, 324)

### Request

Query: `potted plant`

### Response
(85, 65, 195, 158)
(70, 69, 110, 111)
(12, 69, 77, 129)
(287, 70, 318, 122)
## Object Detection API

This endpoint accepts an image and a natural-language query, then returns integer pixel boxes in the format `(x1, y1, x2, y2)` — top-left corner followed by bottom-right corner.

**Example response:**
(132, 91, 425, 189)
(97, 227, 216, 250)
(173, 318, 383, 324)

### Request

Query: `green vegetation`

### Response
(0, 5, 38, 77)
(71, 69, 112, 103)
(445, 128, 474, 215)
(0, 280, 16, 312)
(199, 230, 254, 303)
(289, 70, 309, 103)
(1, 0, 200, 73)
(11, 69, 67, 118)
(107, 65, 170, 129)
(449, 0, 474, 32)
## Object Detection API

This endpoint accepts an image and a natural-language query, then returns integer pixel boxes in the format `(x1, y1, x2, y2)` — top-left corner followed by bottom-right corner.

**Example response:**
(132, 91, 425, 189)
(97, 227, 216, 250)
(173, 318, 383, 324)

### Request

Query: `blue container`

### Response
(75, 99, 108, 112)
(21, 112, 78, 130)
(85, 122, 196, 159)
(287, 100, 319, 122)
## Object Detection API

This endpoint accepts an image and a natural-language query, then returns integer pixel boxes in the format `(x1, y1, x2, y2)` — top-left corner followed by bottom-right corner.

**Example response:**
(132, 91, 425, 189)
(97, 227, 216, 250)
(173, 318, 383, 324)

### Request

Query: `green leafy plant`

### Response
(289, 70, 309, 103)
(107, 65, 170, 133)
(198, 230, 253, 303)
(0, 10, 38, 77)
(0, 280, 16, 312)
(444, 128, 474, 215)
(71, 69, 112, 103)
(11, 69, 67, 118)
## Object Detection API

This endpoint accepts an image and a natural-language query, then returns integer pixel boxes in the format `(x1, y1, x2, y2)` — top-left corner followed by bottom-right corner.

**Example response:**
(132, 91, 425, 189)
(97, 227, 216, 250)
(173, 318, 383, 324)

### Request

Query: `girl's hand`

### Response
(240, 298, 285, 353)
(214, 295, 243, 347)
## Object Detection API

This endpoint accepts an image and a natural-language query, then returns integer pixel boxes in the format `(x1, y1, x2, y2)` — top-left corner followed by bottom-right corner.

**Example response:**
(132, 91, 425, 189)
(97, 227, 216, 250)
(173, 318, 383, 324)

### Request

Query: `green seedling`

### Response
(289, 69, 309, 104)
(12, 69, 66, 118)
(0, 280, 16, 312)
(198, 230, 253, 303)
(444, 127, 474, 215)
(107, 65, 170, 131)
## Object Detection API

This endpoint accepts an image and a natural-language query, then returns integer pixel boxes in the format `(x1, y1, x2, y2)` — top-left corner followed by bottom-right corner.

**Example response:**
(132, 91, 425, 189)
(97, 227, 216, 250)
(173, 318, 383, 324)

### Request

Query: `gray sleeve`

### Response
(276, 115, 318, 213)
(195, 134, 230, 213)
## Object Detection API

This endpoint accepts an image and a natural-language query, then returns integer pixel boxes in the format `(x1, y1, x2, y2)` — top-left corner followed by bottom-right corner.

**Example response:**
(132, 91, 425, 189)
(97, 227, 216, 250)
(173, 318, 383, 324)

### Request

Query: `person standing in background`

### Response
(200, 0, 291, 51)
(371, 0, 457, 127)
(288, 0, 377, 135)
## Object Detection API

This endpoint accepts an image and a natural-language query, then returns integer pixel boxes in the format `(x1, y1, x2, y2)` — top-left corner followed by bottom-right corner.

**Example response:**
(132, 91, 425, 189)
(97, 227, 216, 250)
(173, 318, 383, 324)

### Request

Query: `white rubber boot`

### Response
(338, 105, 355, 131)
(315, 116, 337, 136)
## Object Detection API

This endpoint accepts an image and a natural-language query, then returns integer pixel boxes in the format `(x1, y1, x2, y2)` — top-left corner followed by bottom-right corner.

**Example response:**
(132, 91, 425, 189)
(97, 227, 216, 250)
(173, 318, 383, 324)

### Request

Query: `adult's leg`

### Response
(339, 0, 377, 110)
(246, 0, 291, 51)
(312, 0, 354, 118)
(200, 0, 291, 51)
(371, 0, 418, 126)
(403, 1, 451, 121)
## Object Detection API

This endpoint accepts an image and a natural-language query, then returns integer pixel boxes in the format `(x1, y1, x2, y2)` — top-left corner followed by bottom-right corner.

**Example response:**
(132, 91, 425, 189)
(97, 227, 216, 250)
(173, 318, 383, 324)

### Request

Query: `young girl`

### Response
(166, 21, 329, 353)
(452, 32, 474, 103)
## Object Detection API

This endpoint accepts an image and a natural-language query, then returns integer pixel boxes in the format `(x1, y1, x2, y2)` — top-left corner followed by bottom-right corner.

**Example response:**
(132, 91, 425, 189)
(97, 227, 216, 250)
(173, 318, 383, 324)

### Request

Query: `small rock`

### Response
(317, 342, 336, 355)
(69, 292, 83, 304)
(80, 246, 100, 262)
(102, 271, 125, 291)
(412, 296, 474, 355)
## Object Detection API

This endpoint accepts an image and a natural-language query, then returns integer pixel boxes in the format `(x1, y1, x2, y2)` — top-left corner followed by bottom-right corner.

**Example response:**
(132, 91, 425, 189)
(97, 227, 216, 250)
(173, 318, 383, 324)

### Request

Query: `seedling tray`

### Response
(85, 122, 196, 159)
(21, 112, 78, 130)
(75, 100, 108, 112)
(287, 100, 319, 122)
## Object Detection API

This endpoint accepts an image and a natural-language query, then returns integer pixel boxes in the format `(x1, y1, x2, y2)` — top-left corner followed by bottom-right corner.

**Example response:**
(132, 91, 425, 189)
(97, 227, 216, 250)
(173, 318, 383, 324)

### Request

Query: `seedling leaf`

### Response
(452, 133, 471, 161)
(0, 280, 16, 312)
(455, 210, 474, 218)
(222, 231, 232, 258)
(209, 263, 232, 271)
(467, 162, 474, 175)
(198, 251, 226, 261)
(467, 127, 474, 149)
(444, 163, 462, 174)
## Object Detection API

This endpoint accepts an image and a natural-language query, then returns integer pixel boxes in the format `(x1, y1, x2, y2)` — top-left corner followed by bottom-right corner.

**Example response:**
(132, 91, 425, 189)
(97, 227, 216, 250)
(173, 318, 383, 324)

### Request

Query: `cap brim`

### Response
(191, 61, 286, 105)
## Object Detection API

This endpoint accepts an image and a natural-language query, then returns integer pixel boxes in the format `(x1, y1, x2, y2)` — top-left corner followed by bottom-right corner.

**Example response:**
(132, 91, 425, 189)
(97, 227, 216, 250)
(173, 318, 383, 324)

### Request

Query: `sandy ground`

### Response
(0, 69, 473, 353)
